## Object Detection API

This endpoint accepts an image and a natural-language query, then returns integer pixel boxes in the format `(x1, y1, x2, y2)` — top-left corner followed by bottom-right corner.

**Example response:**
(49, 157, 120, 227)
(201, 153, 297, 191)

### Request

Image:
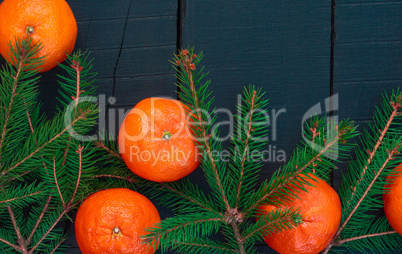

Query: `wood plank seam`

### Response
(107, 0, 134, 114)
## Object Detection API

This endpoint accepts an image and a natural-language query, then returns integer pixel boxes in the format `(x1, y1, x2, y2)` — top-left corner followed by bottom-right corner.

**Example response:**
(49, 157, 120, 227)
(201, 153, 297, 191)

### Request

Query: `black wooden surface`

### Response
(181, 0, 332, 185)
(0, 0, 401, 253)
(332, 0, 402, 191)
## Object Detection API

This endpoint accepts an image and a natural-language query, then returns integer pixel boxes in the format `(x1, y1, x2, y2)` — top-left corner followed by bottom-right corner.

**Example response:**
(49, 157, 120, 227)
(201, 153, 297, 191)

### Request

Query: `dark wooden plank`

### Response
(123, 17, 177, 48)
(334, 1, 402, 121)
(113, 75, 177, 105)
(334, 42, 402, 83)
(335, 80, 401, 120)
(182, 0, 332, 173)
(82, 46, 175, 79)
(337, 0, 402, 5)
(335, 2, 402, 43)
(69, 0, 177, 21)
(115, 46, 177, 78)
(76, 17, 177, 50)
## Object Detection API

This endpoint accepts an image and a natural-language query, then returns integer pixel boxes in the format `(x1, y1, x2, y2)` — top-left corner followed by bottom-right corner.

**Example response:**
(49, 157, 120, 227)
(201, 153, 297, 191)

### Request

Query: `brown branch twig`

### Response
(183, 54, 231, 212)
(7, 206, 27, 253)
(53, 157, 65, 207)
(27, 146, 84, 253)
(0, 191, 42, 205)
(310, 121, 319, 147)
(70, 145, 83, 205)
(0, 52, 26, 161)
(310, 121, 319, 173)
(235, 89, 257, 208)
(180, 51, 250, 253)
(49, 239, 65, 254)
(322, 146, 400, 254)
(333, 231, 397, 246)
(25, 196, 52, 246)
(0, 171, 32, 189)
(28, 144, 85, 253)
(245, 132, 343, 214)
(23, 98, 34, 135)
(0, 46, 88, 254)
(230, 221, 245, 254)
(71, 59, 83, 109)
(221, 207, 246, 254)
(346, 102, 401, 208)
(0, 236, 20, 250)
(2, 100, 37, 187)
(4, 112, 88, 175)
(95, 141, 121, 158)
(27, 208, 69, 254)
(61, 137, 72, 167)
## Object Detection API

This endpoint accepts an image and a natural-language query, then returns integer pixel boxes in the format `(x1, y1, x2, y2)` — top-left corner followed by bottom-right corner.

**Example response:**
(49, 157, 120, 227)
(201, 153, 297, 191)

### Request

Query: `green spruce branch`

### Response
(323, 91, 402, 254)
(0, 37, 135, 253)
(138, 48, 358, 254)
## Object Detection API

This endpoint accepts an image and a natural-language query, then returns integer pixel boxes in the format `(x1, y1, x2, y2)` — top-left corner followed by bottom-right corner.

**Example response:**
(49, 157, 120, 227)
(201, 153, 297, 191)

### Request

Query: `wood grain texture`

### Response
(69, 0, 177, 21)
(335, 80, 401, 120)
(335, 2, 402, 43)
(337, 0, 402, 5)
(181, 0, 332, 186)
(334, 1, 402, 121)
(77, 17, 177, 50)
